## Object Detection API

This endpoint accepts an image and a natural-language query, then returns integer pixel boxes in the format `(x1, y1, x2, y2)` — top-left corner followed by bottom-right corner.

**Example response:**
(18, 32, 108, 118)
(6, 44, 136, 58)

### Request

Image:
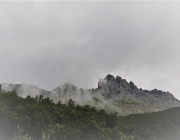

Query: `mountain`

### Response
(1, 83, 50, 98)
(2, 74, 180, 115)
(94, 74, 180, 115)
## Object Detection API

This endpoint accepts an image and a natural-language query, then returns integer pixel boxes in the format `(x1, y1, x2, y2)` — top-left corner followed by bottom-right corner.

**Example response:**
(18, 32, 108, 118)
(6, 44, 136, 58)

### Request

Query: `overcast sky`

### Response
(0, 1, 180, 99)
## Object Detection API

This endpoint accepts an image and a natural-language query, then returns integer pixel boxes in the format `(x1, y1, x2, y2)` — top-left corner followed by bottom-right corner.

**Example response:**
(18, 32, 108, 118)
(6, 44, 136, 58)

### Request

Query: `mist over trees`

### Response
(0, 86, 180, 140)
(0, 87, 131, 140)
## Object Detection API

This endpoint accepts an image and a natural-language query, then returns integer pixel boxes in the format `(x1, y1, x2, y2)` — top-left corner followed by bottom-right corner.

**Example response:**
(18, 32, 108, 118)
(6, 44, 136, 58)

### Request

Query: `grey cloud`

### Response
(0, 1, 180, 99)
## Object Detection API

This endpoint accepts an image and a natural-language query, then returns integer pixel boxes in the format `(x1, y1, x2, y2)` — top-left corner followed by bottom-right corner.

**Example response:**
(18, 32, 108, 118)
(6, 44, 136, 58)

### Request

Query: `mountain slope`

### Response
(2, 83, 50, 98)
(117, 107, 180, 140)
(0, 89, 180, 140)
(94, 74, 180, 114)
(2, 74, 180, 115)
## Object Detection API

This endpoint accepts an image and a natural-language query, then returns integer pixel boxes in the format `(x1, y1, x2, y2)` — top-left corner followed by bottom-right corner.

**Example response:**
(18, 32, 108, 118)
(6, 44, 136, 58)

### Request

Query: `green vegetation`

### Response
(117, 107, 180, 140)
(0, 86, 131, 140)
(0, 86, 180, 140)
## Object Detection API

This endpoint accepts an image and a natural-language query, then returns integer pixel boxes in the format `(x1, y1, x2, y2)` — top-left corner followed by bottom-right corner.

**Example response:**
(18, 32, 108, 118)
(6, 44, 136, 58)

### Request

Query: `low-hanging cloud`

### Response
(0, 1, 180, 99)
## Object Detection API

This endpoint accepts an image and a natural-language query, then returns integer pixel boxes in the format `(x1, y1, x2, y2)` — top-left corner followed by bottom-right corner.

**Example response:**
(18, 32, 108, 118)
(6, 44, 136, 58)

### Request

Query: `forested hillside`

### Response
(0, 86, 180, 140)
(0, 86, 132, 140)
(117, 107, 180, 140)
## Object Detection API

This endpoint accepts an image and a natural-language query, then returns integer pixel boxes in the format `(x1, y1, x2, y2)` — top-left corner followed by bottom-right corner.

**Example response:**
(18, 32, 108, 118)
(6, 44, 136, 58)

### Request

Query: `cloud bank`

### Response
(0, 1, 180, 99)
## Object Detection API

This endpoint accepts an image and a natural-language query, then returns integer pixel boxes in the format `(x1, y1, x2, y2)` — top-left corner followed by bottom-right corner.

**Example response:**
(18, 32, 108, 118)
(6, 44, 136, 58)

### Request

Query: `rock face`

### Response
(95, 74, 180, 115)
(2, 74, 180, 115)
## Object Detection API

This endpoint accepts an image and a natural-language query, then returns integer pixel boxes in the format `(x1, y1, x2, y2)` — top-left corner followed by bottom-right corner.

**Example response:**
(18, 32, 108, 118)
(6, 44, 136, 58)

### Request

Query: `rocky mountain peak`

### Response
(129, 81, 137, 89)
(95, 74, 180, 115)
(1, 74, 180, 115)
(115, 76, 122, 84)
(98, 74, 137, 94)
(105, 74, 115, 81)
(53, 82, 78, 95)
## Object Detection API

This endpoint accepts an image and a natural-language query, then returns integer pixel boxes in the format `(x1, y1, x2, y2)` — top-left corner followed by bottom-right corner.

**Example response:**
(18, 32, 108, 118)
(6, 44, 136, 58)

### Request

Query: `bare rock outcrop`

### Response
(2, 74, 180, 115)
(95, 74, 180, 115)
